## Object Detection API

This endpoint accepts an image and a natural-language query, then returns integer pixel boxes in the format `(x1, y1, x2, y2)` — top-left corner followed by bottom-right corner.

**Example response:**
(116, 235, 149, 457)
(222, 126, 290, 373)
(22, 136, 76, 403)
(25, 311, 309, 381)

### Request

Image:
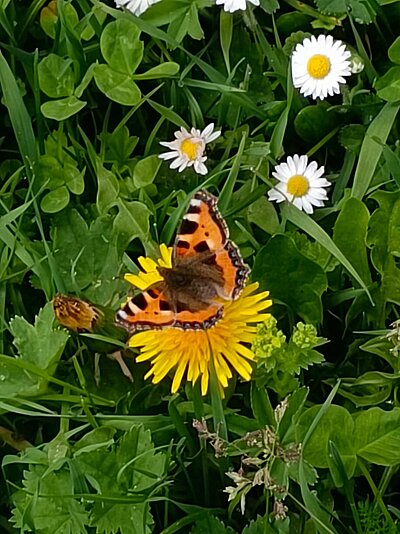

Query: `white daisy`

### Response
(216, 0, 260, 13)
(291, 34, 351, 100)
(114, 0, 160, 16)
(158, 124, 221, 175)
(268, 154, 331, 214)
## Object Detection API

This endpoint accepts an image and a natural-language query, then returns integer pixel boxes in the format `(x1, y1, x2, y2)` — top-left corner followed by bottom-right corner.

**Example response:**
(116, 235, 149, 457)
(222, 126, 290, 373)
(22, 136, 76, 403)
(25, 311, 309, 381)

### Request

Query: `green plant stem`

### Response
(358, 458, 396, 528)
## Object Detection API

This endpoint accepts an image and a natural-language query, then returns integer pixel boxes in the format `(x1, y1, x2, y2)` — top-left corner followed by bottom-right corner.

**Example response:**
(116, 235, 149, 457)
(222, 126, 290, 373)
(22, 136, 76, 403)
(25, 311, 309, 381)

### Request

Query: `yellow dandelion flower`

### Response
(125, 246, 272, 395)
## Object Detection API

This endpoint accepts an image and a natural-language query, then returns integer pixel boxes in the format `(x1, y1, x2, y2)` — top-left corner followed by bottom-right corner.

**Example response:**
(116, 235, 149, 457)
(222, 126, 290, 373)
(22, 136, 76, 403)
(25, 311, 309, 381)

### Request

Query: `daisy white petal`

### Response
(159, 123, 221, 175)
(268, 154, 331, 213)
(291, 34, 351, 100)
(215, 0, 259, 12)
(114, 0, 160, 16)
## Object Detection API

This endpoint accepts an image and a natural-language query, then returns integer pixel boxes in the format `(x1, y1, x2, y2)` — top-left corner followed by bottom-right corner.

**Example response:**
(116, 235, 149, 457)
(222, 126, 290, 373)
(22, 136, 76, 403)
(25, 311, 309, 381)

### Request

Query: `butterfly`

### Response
(115, 190, 250, 332)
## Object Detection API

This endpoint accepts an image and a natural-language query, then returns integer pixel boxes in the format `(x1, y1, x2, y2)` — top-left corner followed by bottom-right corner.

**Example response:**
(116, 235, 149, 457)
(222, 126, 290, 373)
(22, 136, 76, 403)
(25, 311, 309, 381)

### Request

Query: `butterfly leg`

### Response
(108, 351, 134, 382)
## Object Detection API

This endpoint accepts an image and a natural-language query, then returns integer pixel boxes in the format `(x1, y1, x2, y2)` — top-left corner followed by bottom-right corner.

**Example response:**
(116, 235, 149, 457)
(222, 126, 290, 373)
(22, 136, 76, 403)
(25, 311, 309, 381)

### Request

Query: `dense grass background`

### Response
(1, 0, 400, 532)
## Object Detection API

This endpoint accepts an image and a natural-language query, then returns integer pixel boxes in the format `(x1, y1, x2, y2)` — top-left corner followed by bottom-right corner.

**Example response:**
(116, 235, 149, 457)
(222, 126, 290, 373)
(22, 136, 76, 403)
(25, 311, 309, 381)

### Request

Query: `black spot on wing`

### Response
(187, 204, 201, 214)
(147, 288, 159, 299)
(133, 293, 147, 310)
(180, 219, 199, 235)
(176, 239, 190, 250)
(160, 300, 172, 311)
(194, 241, 210, 253)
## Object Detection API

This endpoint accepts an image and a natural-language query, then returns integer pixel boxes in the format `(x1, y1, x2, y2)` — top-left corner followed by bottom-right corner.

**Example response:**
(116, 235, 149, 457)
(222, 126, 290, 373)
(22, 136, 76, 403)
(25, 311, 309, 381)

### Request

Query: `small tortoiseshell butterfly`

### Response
(115, 190, 250, 331)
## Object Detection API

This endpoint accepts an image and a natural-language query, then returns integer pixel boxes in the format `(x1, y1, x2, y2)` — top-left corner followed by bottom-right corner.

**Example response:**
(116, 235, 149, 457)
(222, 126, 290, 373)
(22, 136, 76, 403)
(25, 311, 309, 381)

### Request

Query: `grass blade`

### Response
(0, 50, 36, 164)
(351, 102, 400, 200)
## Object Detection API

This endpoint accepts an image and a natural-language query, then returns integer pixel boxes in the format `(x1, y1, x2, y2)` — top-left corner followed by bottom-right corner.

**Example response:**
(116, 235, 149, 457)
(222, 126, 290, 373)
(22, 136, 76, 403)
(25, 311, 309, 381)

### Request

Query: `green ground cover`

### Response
(1, 0, 400, 532)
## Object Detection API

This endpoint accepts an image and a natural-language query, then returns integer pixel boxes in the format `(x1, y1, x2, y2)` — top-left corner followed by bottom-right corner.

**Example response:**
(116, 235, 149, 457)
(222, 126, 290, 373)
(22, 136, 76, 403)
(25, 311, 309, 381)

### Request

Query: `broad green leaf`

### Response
(285, 204, 373, 303)
(388, 35, 400, 64)
(247, 196, 280, 235)
(192, 514, 235, 533)
(113, 200, 152, 252)
(260, 0, 280, 13)
(64, 164, 85, 195)
(294, 104, 339, 144)
(375, 67, 400, 102)
(41, 96, 87, 121)
(351, 102, 400, 199)
(0, 356, 42, 397)
(353, 407, 400, 465)
(52, 209, 122, 303)
(315, 0, 373, 23)
(94, 64, 141, 106)
(333, 197, 372, 287)
(133, 62, 180, 80)
(252, 234, 328, 323)
(95, 157, 120, 214)
(10, 303, 68, 372)
(38, 53, 75, 98)
(40, 186, 70, 213)
(367, 190, 400, 325)
(296, 405, 357, 481)
(11, 466, 89, 534)
(133, 155, 161, 188)
(101, 19, 143, 74)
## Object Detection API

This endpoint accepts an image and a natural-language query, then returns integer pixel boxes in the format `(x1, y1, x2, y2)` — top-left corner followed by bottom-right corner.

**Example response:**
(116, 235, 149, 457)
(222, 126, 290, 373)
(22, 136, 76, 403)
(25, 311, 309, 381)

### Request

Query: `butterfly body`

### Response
(116, 190, 250, 332)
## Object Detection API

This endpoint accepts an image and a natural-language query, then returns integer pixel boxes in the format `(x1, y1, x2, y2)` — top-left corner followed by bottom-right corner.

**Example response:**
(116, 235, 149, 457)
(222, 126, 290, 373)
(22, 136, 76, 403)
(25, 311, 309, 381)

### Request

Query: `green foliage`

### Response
(1, 0, 400, 531)
(1, 303, 69, 397)
(8, 425, 167, 534)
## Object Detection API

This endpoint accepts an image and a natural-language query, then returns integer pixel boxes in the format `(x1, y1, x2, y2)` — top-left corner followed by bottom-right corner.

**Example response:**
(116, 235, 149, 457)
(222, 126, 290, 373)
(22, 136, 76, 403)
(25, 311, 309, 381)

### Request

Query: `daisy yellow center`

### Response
(287, 175, 309, 197)
(181, 138, 200, 161)
(307, 54, 331, 79)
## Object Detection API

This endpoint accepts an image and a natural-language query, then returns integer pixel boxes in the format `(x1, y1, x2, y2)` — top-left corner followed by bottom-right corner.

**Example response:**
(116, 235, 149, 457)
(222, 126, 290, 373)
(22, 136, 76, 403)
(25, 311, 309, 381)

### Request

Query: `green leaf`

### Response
(40, 186, 70, 213)
(10, 302, 68, 372)
(247, 196, 280, 235)
(113, 200, 152, 251)
(252, 234, 328, 323)
(294, 104, 339, 145)
(133, 62, 180, 80)
(76, 425, 165, 534)
(285, 204, 373, 303)
(351, 102, 400, 199)
(314, 0, 374, 23)
(333, 197, 372, 287)
(41, 96, 87, 121)
(12, 466, 90, 534)
(388, 36, 400, 64)
(191, 514, 235, 533)
(260, 0, 279, 13)
(219, 11, 232, 73)
(38, 53, 75, 98)
(52, 209, 122, 303)
(64, 164, 85, 195)
(101, 19, 143, 74)
(133, 155, 161, 188)
(375, 67, 400, 102)
(94, 64, 141, 106)
(367, 190, 400, 325)
(296, 405, 357, 483)
(353, 407, 400, 465)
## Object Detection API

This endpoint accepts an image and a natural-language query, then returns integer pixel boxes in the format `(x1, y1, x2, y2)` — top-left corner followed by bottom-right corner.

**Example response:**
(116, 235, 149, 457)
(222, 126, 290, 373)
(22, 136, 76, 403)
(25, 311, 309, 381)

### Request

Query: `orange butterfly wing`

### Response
(174, 190, 249, 300)
(116, 190, 249, 332)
